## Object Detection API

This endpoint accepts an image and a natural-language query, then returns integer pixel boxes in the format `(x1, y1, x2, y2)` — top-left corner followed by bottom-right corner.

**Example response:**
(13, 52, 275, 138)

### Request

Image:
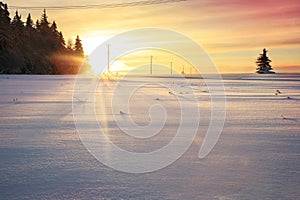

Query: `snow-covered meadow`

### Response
(1, 74, 299, 199)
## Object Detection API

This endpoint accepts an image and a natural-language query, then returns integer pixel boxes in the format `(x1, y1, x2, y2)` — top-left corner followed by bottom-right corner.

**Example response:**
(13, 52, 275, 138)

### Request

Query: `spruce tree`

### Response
(255, 48, 275, 74)
(50, 21, 59, 40)
(50, 21, 57, 33)
(40, 9, 49, 27)
(0, 2, 11, 50)
(35, 19, 40, 29)
(39, 9, 50, 36)
(11, 10, 24, 48)
(74, 35, 84, 56)
(0, 2, 88, 74)
(11, 10, 23, 28)
(0, 2, 10, 25)
(58, 31, 65, 47)
(25, 13, 33, 28)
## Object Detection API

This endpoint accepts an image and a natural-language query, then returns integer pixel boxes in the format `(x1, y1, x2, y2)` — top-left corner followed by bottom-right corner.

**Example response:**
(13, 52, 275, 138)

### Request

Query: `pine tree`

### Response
(11, 10, 24, 47)
(11, 10, 23, 28)
(49, 21, 64, 50)
(255, 48, 275, 74)
(38, 9, 51, 36)
(58, 31, 65, 47)
(0, 2, 10, 25)
(24, 13, 34, 40)
(0, 2, 88, 74)
(50, 21, 57, 32)
(25, 13, 33, 28)
(40, 9, 49, 27)
(50, 21, 59, 39)
(74, 35, 84, 56)
(35, 19, 40, 29)
(0, 2, 11, 50)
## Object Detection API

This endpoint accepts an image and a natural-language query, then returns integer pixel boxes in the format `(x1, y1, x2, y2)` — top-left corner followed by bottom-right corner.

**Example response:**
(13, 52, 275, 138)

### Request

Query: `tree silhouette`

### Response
(35, 19, 40, 29)
(40, 9, 49, 27)
(58, 31, 65, 47)
(0, 2, 88, 74)
(50, 20, 57, 33)
(0, 2, 10, 25)
(25, 13, 33, 28)
(11, 11, 23, 28)
(0, 3, 10, 73)
(11, 10, 24, 51)
(74, 35, 84, 56)
(256, 48, 275, 74)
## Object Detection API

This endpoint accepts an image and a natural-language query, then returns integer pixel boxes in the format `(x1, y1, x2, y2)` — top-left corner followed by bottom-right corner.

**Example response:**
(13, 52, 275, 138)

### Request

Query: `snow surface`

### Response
(0, 74, 300, 199)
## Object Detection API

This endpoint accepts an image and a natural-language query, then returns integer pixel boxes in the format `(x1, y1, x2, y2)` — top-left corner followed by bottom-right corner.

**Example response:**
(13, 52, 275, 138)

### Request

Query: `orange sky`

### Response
(6, 0, 300, 73)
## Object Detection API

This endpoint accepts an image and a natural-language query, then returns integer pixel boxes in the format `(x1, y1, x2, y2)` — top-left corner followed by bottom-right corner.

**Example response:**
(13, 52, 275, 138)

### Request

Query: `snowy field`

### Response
(0, 74, 300, 199)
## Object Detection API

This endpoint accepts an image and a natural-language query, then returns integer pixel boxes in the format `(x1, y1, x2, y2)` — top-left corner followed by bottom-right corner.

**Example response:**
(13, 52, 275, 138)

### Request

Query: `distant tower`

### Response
(255, 48, 275, 74)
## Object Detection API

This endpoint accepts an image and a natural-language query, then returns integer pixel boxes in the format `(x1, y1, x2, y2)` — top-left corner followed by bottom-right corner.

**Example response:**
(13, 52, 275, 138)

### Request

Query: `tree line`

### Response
(0, 2, 87, 74)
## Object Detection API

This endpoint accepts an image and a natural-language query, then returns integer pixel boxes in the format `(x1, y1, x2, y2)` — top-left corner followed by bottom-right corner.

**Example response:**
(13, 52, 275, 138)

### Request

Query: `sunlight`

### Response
(80, 32, 113, 75)
(110, 60, 130, 74)
(81, 30, 121, 54)
(81, 36, 108, 55)
(88, 58, 130, 76)
(87, 48, 199, 76)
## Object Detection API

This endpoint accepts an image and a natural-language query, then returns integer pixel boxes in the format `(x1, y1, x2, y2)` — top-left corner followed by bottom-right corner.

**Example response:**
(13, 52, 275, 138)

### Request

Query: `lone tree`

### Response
(256, 48, 275, 74)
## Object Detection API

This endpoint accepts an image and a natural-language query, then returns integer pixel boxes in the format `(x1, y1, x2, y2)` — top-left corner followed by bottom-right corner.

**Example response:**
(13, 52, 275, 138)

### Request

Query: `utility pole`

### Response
(182, 65, 185, 74)
(107, 44, 110, 73)
(170, 62, 173, 75)
(150, 55, 153, 75)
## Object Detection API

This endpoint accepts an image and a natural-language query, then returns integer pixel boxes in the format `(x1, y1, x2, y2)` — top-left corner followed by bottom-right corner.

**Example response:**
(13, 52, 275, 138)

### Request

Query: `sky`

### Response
(5, 0, 300, 73)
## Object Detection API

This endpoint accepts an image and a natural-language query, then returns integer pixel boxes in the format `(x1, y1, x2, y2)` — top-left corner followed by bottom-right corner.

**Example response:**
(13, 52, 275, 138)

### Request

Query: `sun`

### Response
(80, 33, 111, 75)
(81, 36, 107, 55)
(81, 32, 135, 75)
(81, 30, 120, 55)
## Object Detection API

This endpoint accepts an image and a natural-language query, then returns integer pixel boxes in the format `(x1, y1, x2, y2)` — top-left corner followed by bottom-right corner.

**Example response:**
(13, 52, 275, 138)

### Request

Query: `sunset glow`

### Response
(2, 1, 300, 198)
(6, 0, 300, 73)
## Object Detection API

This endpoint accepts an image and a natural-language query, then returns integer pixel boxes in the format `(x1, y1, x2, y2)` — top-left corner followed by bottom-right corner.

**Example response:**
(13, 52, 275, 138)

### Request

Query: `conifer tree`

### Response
(35, 19, 40, 29)
(256, 48, 275, 74)
(58, 31, 65, 47)
(0, 2, 11, 50)
(74, 35, 84, 56)
(50, 20, 57, 33)
(25, 13, 33, 28)
(11, 10, 23, 28)
(50, 21, 59, 40)
(11, 10, 24, 47)
(0, 2, 88, 74)
(40, 9, 49, 27)
(39, 9, 50, 36)
(0, 2, 10, 25)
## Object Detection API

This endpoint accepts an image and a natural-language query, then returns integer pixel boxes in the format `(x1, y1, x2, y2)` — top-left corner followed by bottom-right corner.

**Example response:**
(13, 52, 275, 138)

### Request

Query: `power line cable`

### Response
(9, 0, 186, 10)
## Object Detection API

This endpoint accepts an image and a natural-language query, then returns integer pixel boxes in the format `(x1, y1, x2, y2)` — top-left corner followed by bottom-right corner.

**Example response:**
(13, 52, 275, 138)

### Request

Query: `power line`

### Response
(9, 0, 186, 10)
